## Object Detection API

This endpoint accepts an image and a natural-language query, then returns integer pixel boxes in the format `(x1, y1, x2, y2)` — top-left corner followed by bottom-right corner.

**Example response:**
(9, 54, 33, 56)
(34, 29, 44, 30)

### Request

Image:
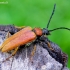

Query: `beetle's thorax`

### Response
(33, 28, 43, 36)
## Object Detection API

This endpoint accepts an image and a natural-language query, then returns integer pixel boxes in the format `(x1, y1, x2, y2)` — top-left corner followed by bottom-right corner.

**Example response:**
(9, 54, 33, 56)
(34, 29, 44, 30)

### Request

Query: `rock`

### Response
(0, 31, 69, 70)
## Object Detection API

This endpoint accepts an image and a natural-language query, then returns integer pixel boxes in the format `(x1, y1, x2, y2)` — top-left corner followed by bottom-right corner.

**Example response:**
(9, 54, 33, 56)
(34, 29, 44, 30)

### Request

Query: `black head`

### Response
(42, 28, 50, 35)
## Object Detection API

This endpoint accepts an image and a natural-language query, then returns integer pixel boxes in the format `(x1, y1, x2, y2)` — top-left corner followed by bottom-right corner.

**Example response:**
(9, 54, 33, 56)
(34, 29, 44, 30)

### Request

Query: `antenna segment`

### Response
(47, 4, 56, 28)
(49, 27, 70, 32)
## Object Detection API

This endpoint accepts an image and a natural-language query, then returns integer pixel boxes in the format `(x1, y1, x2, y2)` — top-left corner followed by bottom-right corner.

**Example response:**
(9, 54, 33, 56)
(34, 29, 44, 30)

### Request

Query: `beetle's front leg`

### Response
(46, 41, 54, 51)
(39, 35, 54, 51)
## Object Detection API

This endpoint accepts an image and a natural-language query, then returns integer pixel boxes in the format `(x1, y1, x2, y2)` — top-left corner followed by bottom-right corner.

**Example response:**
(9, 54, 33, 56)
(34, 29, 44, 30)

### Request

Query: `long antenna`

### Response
(47, 4, 56, 28)
(49, 27, 70, 32)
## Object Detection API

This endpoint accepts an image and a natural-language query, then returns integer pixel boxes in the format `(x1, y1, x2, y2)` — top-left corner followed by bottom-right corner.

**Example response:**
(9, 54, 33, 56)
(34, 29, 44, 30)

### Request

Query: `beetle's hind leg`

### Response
(2, 47, 19, 62)
(0, 31, 19, 62)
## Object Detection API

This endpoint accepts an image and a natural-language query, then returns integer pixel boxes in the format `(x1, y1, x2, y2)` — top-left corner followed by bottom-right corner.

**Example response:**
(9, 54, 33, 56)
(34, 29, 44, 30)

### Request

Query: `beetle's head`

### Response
(42, 28, 50, 35)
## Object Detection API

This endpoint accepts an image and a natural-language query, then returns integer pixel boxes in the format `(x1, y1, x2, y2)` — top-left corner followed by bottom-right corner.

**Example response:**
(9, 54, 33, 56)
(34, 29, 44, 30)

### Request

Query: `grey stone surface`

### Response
(0, 31, 69, 70)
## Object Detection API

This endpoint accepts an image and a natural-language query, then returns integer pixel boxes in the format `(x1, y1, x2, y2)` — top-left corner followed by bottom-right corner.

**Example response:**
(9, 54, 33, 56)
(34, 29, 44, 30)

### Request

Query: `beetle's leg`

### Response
(11, 47, 19, 56)
(6, 31, 11, 39)
(2, 47, 19, 62)
(44, 39, 54, 51)
(30, 45, 36, 61)
(47, 41, 54, 51)
(15, 26, 25, 30)
(40, 42, 57, 59)
(40, 36, 54, 51)
(31, 45, 36, 57)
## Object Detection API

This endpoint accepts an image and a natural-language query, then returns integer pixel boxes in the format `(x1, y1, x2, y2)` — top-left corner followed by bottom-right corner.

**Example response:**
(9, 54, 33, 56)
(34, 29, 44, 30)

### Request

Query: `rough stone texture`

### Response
(0, 31, 69, 70)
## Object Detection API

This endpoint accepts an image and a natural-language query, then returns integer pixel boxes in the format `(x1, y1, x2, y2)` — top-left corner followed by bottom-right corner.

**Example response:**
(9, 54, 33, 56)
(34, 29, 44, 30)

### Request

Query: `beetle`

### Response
(0, 4, 69, 67)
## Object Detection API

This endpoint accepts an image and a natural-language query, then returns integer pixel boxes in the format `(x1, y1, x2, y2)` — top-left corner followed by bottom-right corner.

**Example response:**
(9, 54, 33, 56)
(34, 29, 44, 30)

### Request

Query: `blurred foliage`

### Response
(0, 0, 70, 68)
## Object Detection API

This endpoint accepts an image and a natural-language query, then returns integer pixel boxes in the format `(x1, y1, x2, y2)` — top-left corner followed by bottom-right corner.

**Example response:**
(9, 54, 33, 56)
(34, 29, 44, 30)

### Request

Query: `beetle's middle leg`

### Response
(30, 45, 36, 61)
(2, 47, 19, 62)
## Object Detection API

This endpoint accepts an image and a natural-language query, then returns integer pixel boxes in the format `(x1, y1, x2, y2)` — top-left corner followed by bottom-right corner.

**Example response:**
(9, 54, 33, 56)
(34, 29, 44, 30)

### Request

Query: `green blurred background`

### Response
(0, 0, 70, 68)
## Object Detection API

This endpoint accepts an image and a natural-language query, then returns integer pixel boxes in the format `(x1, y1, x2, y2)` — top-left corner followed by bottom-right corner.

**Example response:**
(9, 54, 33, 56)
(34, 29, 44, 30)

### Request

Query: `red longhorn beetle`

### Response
(0, 4, 69, 67)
